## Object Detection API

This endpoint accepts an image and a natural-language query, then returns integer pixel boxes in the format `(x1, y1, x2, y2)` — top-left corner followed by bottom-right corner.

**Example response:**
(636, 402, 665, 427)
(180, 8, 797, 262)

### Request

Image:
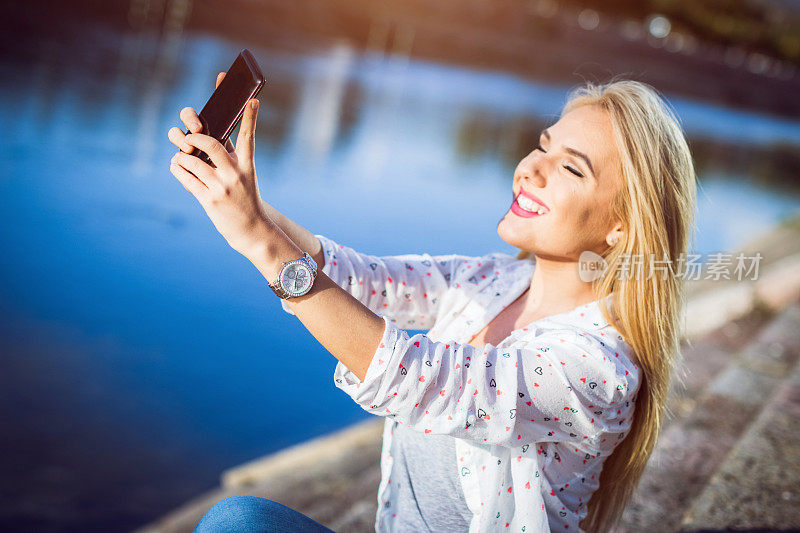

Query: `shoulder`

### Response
(527, 325, 639, 406)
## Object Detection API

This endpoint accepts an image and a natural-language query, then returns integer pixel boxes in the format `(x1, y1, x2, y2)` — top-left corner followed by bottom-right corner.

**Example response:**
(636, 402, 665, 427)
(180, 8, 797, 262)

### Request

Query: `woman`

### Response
(167, 76, 696, 532)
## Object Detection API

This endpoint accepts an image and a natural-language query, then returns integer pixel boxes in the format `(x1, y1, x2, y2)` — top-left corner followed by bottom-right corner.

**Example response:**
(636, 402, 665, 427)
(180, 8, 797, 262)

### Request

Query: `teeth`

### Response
(517, 195, 546, 214)
(517, 197, 537, 210)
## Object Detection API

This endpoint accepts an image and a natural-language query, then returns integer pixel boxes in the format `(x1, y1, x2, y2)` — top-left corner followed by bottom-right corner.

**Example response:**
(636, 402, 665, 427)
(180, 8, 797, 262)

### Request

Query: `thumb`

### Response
(235, 98, 258, 164)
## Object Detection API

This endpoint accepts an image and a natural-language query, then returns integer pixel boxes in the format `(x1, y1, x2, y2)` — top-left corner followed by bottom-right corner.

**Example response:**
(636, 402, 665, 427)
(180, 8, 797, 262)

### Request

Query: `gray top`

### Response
(389, 420, 473, 532)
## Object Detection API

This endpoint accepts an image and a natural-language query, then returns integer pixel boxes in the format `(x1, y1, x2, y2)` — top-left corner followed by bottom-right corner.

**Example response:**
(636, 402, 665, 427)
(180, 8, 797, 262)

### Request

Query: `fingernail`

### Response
(250, 100, 258, 110)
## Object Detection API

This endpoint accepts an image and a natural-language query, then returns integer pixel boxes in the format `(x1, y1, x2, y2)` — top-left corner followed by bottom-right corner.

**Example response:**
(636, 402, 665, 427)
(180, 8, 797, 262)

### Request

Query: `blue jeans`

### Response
(194, 495, 336, 533)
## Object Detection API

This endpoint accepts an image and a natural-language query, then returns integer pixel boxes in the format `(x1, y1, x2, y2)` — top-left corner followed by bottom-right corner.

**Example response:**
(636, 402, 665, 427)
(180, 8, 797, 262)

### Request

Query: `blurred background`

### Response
(1, 0, 799, 530)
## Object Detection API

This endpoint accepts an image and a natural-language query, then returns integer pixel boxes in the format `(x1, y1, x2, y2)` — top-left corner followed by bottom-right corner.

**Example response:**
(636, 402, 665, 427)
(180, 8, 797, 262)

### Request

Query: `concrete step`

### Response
(679, 349, 800, 530)
(663, 305, 772, 427)
(683, 215, 800, 338)
(614, 302, 800, 533)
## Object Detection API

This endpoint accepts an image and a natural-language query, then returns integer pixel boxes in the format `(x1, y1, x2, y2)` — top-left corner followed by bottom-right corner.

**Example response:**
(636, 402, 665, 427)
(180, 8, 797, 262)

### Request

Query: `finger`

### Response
(180, 107, 203, 134)
(168, 127, 194, 153)
(235, 99, 258, 164)
(225, 138, 234, 154)
(170, 161, 209, 201)
(216, 71, 225, 89)
(172, 151, 221, 189)
(184, 133, 234, 174)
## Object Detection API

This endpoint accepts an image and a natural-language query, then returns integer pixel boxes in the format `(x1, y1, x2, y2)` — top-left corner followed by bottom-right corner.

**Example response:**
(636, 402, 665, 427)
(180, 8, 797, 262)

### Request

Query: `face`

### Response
(497, 104, 623, 260)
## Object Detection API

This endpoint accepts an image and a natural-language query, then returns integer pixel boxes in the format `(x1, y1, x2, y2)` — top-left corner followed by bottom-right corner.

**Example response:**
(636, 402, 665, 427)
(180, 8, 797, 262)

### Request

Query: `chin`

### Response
(497, 221, 537, 254)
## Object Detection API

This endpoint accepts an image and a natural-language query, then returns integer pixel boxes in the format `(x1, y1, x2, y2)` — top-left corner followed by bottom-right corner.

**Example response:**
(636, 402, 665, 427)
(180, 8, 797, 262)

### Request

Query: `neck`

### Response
(522, 255, 597, 317)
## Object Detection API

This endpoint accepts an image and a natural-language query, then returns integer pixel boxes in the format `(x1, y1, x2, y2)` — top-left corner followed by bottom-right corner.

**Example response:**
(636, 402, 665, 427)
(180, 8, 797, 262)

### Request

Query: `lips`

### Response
(509, 187, 549, 218)
(510, 197, 541, 218)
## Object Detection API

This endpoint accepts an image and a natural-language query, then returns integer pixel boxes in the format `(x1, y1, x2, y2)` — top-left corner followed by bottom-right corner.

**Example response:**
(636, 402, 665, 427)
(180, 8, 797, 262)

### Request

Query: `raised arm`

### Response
(280, 234, 502, 330)
(167, 101, 518, 386)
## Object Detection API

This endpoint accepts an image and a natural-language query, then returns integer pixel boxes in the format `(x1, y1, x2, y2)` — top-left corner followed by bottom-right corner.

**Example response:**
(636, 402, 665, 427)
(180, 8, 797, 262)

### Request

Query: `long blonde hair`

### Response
(516, 78, 697, 532)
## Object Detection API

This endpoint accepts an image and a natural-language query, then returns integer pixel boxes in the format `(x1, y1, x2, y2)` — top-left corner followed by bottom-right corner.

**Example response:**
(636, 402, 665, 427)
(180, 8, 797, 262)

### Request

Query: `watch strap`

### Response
(269, 278, 289, 299)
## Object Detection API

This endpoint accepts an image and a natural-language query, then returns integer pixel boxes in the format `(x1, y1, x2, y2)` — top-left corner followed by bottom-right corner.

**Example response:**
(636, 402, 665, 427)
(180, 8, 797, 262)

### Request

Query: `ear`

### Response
(605, 222, 624, 247)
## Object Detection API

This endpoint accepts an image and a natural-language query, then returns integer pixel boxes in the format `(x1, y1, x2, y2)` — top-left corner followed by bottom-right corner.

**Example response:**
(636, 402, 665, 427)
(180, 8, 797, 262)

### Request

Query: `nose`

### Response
(517, 164, 547, 191)
(514, 150, 550, 194)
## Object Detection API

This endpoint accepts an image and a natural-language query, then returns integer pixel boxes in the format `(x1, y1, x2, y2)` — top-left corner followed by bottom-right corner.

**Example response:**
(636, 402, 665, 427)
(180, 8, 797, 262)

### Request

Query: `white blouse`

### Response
(281, 235, 640, 532)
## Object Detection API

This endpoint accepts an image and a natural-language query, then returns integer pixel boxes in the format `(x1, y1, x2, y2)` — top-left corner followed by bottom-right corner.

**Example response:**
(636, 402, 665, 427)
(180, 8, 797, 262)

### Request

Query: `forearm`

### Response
(260, 199, 324, 269)
(246, 220, 384, 383)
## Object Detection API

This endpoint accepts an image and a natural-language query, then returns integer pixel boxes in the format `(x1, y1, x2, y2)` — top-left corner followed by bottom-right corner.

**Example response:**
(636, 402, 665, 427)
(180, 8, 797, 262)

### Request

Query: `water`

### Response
(1, 21, 799, 531)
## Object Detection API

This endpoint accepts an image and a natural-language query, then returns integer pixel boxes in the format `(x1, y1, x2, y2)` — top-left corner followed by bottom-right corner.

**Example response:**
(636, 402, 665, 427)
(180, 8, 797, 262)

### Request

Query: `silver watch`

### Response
(269, 252, 318, 299)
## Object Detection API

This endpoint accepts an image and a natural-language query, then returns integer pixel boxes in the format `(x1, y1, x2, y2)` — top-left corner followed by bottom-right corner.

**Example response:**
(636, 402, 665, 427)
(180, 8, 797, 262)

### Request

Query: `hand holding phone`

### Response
(167, 51, 271, 258)
(168, 49, 266, 166)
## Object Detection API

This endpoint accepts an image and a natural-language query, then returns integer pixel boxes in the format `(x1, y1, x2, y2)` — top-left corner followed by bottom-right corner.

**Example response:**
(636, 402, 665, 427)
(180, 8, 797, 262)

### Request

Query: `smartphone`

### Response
(185, 48, 266, 165)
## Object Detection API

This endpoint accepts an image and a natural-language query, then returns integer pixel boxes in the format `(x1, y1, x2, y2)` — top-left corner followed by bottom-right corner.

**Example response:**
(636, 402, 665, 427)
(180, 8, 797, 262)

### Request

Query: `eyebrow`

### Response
(541, 128, 597, 178)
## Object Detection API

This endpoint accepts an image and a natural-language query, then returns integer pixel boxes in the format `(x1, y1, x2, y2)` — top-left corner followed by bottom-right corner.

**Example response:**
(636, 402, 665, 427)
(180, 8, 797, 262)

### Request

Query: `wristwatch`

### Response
(268, 252, 318, 299)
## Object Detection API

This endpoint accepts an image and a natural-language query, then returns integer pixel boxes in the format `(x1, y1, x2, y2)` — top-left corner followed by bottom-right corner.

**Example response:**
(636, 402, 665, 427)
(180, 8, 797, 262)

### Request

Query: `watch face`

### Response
(280, 262, 312, 296)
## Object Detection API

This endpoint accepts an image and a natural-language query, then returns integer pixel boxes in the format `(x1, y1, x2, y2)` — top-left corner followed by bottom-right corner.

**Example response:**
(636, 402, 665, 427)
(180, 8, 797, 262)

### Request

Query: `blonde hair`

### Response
(516, 78, 697, 532)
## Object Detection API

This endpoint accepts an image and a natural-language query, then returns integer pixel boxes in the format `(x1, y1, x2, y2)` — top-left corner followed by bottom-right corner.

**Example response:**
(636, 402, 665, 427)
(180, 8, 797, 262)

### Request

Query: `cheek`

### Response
(574, 204, 613, 242)
(554, 198, 602, 239)
(551, 188, 592, 225)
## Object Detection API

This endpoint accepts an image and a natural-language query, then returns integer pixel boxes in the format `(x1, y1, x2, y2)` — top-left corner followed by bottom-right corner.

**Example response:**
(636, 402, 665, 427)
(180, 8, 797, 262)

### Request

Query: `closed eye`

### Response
(534, 144, 585, 178)
(565, 166, 584, 177)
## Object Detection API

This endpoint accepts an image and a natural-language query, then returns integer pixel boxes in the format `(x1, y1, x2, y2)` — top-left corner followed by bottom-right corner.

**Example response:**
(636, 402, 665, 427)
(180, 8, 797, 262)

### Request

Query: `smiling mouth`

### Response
(512, 193, 549, 215)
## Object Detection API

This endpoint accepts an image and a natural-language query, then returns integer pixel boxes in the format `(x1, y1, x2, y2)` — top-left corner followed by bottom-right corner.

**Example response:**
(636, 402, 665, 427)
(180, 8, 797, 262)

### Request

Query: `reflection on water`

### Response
(1, 19, 799, 531)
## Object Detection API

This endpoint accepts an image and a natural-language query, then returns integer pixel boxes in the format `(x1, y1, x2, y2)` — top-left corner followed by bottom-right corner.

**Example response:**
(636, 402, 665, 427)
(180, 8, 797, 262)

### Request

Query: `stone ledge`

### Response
(680, 353, 800, 530)
(615, 301, 800, 532)
(683, 215, 800, 338)
(221, 417, 384, 489)
(684, 251, 800, 339)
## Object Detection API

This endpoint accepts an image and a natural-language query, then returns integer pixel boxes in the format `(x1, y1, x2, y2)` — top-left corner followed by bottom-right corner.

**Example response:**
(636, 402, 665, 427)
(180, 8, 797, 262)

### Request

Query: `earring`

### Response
(609, 236, 619, 245)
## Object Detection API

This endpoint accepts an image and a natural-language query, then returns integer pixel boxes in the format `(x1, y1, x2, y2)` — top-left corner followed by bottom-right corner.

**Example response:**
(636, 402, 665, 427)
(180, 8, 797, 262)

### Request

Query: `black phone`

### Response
(185, 48, 266, 165)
